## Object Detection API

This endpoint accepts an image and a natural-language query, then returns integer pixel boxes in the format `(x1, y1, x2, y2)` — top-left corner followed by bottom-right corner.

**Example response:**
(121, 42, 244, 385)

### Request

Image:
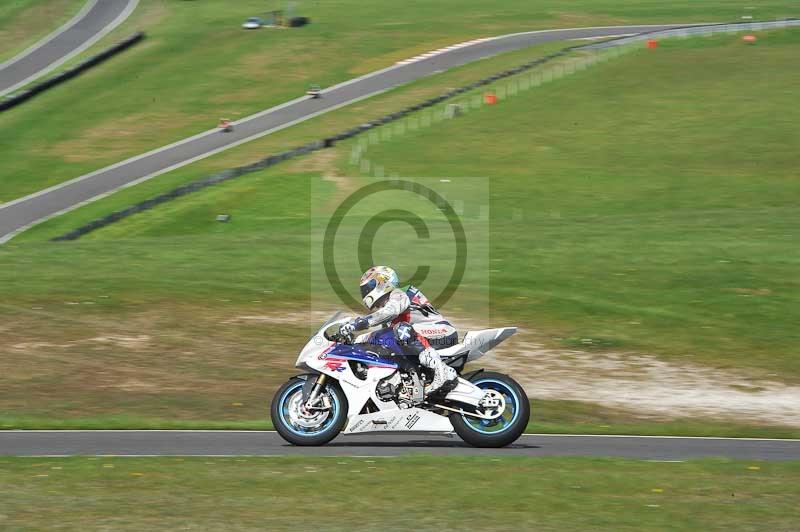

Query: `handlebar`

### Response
(324, 326, 353, 345)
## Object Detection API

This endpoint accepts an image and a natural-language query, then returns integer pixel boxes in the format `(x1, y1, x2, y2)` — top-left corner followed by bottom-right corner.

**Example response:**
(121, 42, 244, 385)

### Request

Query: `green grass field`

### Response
(1, 456, 798, 531)
(349, 30, 800, 375)
(12, 38, 575, 242)
(0, 0, 84, 64)
(1, 29, 799, 431)
(1, 0, 798, 201)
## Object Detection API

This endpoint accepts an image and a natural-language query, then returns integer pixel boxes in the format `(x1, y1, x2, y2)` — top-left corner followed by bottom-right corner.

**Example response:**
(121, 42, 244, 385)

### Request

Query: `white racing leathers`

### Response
(362, 286, 458, 393)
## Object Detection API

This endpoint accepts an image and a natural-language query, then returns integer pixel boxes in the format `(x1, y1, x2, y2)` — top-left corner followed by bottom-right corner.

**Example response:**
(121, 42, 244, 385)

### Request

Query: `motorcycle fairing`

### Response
(344, 407, 453, 434)
(437, 327, 517, 362)
(300, 336, 399, 417)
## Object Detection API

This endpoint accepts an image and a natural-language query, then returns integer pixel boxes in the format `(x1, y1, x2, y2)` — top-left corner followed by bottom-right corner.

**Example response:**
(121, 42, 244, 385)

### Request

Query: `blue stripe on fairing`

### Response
(329, 344, 399, 368)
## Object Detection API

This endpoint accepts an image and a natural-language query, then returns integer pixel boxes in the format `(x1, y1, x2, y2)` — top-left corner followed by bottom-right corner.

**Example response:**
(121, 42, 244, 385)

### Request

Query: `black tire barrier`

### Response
(0, 32, 145, 113)
(289, 16, 310, 27)
(52, 140, 332, 241)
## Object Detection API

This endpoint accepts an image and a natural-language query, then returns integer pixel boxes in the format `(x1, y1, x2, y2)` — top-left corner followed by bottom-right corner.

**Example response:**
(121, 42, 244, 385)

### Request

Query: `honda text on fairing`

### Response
(271, 312, 530, 447)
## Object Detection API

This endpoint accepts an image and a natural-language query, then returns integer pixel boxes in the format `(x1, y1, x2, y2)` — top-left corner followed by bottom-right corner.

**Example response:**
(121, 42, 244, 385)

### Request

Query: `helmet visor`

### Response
(360, 279, 377, 299)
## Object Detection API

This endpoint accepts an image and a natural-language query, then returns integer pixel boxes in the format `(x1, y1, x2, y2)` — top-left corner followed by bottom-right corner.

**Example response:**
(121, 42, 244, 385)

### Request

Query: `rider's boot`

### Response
(419, 347, 458, 397)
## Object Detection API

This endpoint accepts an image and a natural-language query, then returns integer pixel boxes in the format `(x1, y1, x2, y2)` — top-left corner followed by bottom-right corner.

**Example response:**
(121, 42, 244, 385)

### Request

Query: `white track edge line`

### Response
(16, 455, 401, 458)
(0, 0, 139, 98)
(0, 87, 392, 243)
(0, 96, 313, 213)
(572, 33, 637, 41)
(1, 430, 797, 442)
(0, 0, 97, 72)
(497, 21, 717, 41)
(0, 430, 279, 433)
(525, 434, 800, 442)
(0, 50, 401, 214)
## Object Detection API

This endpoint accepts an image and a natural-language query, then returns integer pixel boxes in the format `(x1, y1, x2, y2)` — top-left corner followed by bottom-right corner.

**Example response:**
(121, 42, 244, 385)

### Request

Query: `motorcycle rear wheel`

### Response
(450, 371, 530, 448)
(271, 376, 348, 446)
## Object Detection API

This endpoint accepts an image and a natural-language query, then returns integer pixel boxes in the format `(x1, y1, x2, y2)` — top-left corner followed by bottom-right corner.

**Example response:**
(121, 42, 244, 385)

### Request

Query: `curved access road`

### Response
(0, 22, 703, 243)
(0, 0, 138, 97)
(2, 431, 799, 460)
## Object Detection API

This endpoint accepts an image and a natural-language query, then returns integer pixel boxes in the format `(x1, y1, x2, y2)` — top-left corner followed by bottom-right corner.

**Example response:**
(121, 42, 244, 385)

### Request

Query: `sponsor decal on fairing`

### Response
(405, 412, 421, 429)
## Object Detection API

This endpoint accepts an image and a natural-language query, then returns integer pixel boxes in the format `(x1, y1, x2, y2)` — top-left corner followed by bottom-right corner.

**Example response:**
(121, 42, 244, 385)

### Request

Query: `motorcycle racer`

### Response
(339, 266, 458, 394)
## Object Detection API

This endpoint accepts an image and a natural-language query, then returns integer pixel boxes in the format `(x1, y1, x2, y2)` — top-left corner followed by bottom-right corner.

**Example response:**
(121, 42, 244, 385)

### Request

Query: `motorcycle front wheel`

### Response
(271, 376, 348, 446)
(450, 371, 530, 448)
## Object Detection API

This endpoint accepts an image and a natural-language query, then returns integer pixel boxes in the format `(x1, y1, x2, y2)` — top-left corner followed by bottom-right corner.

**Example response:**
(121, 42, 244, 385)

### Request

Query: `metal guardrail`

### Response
(587, 19, 800, 49)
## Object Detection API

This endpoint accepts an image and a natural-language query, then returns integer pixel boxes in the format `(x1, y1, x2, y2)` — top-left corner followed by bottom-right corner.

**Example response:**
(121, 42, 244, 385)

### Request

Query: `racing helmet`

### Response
(359, 266, 399, 309)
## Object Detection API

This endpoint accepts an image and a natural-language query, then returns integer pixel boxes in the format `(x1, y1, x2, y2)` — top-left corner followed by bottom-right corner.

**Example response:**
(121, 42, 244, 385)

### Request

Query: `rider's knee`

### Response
(418, 346, 442, 367)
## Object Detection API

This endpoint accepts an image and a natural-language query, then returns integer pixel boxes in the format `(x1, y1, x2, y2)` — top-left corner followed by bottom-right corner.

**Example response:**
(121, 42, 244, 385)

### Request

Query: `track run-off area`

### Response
(2, 431, 800, 460)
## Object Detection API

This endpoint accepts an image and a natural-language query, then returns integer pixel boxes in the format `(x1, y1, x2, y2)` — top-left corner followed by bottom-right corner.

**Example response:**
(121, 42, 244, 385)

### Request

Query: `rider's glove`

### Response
(339, 317, 368, 338)
(351, 317, 369, 331)
(339, 322, 356, 338)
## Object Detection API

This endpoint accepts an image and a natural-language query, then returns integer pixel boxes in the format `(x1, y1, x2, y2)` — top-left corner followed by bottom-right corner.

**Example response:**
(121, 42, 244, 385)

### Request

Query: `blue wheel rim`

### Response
(461, 378, 520, 435)
(278, 381, 340, 437)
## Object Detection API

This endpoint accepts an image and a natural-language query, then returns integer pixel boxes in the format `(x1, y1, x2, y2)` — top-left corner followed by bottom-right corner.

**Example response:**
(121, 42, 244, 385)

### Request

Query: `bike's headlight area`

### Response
(295, 333, 330, 367)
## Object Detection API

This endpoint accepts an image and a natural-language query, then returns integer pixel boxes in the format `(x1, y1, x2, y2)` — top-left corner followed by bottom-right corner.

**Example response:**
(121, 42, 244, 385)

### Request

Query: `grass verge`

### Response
(340, 29, 800, 375)
(1, 456, 798, 531)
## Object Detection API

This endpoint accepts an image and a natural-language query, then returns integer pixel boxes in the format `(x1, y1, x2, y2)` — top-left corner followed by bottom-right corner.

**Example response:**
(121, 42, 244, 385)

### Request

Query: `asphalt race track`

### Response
(0, 23, 702, 243)
(0, 0, 137, 97)
(1, 431, 799, 460)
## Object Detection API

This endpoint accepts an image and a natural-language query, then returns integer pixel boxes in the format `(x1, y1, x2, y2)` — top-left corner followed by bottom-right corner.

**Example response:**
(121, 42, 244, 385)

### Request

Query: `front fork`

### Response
(302, 374, 328, 409)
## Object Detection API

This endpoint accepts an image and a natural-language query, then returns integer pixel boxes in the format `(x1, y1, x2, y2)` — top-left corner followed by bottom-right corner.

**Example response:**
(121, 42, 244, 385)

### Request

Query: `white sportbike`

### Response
(271, 312, 530, 447)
